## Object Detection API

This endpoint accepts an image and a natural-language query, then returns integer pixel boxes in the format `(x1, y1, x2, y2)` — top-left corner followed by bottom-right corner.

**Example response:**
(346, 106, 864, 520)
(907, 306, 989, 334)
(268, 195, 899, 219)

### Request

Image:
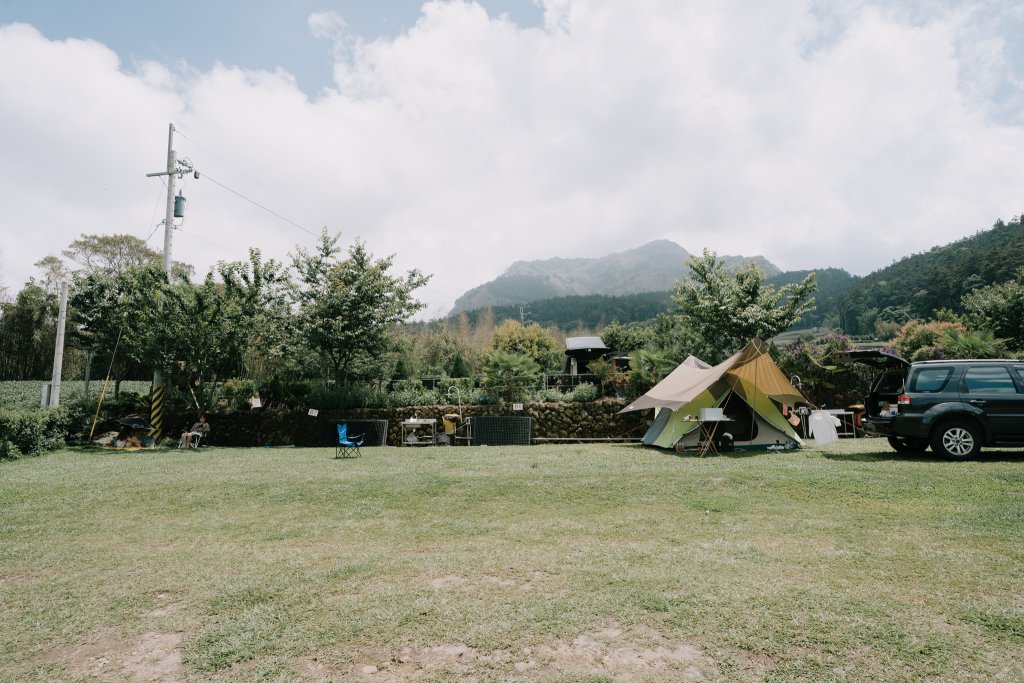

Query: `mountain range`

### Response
(449, 239, 780, 314)
(446, 216, 1024, 334)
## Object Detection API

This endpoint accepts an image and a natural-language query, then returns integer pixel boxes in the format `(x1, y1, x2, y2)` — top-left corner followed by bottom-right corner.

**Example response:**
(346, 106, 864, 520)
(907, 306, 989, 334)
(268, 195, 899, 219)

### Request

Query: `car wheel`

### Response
(930, 420, 981, 459)
(887, 436, 929, 454)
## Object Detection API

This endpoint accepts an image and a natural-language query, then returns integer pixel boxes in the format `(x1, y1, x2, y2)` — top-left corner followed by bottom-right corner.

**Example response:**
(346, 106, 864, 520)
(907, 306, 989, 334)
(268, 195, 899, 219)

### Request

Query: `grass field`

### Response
(2, 440, 1023, 682)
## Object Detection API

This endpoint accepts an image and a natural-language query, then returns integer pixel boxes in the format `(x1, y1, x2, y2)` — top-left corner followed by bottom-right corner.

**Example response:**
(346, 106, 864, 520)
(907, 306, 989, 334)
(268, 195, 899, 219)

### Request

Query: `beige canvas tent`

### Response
(621, 338, 805, 450)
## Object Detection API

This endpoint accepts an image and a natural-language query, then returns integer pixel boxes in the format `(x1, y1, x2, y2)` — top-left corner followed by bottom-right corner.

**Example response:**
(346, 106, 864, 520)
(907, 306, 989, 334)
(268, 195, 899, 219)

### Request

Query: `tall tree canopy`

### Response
(489, 320, 561, 371)
(291, 231, 430, 386)
(960, 266, 1024, 352)
(672, 250, 817, 363)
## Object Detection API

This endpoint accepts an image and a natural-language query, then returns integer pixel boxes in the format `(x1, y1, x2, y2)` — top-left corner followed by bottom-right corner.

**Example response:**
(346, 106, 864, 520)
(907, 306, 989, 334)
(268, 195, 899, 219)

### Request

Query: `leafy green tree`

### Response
(420, 323, 476, 377)
(599, 321, 652, 353)
(489, 320, 561, 371)
(480, 350, 539, 403)
(61, 233, 193, 280)
(69, 263, 168, 395)
(0, 284, 57, 380)
(32, 256, 72, 295)
(291, 230, 430, 386)
(960, 267, 1024, 352)
(892, 321, 962, 362)
(215, 249, 293, 382)
(672, 250, 817, 363)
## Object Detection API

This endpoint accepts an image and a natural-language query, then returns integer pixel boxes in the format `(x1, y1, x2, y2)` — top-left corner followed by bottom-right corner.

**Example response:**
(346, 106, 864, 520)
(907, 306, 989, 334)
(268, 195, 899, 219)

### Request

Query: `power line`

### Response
(175, 127, 331, 228)
(200, 171, 322, 239)
(142, 179, 167, 245)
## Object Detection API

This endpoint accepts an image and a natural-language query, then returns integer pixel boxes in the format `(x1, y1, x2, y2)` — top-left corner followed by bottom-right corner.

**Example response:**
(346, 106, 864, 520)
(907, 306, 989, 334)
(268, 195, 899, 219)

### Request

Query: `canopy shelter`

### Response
(621, 338, 805, 450)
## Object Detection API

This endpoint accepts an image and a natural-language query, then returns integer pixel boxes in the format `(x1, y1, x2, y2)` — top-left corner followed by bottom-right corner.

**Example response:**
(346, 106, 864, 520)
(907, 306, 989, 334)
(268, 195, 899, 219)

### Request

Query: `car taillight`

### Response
(898, 394, 910, 405)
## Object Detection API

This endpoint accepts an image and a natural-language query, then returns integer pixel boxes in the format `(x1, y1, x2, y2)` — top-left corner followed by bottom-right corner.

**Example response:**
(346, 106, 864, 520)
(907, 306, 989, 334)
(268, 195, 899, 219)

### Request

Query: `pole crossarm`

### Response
(145, 157, 195, 179)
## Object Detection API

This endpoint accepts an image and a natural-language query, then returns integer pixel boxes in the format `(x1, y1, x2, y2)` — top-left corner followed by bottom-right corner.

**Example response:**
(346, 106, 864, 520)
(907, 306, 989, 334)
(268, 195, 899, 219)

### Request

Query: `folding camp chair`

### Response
(335, 423, 364, 458)
(178, 431, 205, 449)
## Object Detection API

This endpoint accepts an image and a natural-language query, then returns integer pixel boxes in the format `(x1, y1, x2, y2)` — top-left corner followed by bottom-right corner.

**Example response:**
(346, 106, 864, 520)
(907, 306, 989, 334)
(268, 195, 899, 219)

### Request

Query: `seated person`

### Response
(115, 427, 142, 449)
(181, 415, 211, 447)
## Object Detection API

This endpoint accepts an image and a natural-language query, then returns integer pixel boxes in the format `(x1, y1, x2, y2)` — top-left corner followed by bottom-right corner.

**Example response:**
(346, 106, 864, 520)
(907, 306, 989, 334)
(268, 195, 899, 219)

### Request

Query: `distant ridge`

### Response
(450, 240, 780, 314)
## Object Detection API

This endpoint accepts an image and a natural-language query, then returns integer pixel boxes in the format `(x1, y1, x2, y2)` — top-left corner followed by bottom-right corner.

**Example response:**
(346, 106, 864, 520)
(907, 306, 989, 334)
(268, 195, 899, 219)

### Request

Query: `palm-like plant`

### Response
(480, 350, 540, 404)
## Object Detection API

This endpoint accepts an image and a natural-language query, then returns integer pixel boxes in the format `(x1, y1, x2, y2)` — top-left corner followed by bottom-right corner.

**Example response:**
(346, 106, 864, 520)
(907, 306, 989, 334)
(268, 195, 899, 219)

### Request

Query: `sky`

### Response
(1, 0, 1023, 319)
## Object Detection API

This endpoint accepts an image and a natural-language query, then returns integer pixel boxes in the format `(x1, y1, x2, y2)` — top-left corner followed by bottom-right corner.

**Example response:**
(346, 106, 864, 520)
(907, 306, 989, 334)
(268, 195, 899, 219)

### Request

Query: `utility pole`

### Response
(47, 280, 68, 407)
(145, 123, 194, 439)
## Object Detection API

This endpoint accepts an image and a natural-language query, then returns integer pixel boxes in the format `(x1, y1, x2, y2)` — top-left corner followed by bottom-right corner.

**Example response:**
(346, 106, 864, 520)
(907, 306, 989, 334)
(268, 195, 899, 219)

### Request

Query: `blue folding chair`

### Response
(335, 423, 364, 458)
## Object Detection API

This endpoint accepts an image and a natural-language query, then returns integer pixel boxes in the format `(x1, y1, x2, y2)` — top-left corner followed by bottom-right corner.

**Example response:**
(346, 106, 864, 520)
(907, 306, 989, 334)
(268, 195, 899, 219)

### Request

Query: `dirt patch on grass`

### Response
(314, 622, 719, 681)
(53, 631, 185, 682)
(430, 570, 550, 592)
(143, 593, 187, 618)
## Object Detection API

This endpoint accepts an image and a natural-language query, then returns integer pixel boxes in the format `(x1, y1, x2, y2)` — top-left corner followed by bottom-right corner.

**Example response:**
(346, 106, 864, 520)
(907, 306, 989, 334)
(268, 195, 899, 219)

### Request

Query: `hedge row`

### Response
(0, 409, 72, 459)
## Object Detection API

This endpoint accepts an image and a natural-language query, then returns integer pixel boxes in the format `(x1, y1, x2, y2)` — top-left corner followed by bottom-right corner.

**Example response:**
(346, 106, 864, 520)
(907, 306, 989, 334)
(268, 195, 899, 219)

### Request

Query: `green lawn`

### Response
(1, 440, 1022, 682)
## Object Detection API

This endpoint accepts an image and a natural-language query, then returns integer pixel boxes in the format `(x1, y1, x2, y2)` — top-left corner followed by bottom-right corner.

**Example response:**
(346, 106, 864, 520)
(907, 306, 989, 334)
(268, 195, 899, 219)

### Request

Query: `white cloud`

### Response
(1, 1, 1023, 318)
(308, 10, 348, 41)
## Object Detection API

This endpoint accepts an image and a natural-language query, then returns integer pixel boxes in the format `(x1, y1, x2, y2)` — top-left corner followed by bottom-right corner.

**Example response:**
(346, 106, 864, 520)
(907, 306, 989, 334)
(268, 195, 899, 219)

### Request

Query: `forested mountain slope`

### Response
(450, 240, 779, 314)
(835, 216, 1024, 331)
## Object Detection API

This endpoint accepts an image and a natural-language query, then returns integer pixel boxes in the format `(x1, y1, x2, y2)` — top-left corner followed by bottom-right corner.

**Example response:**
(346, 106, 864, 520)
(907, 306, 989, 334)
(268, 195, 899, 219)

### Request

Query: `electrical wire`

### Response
(143, 179, 167, 245)
(175, 127, 330, 227)
(200, 172, 321, 239)
(171, 126, 459, 312)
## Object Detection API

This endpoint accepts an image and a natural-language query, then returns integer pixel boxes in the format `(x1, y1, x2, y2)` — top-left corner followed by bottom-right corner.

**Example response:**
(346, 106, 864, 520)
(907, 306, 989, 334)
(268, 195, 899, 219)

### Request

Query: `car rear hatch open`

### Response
(832, 350, 910, 420)
(832, 349, 909, 370)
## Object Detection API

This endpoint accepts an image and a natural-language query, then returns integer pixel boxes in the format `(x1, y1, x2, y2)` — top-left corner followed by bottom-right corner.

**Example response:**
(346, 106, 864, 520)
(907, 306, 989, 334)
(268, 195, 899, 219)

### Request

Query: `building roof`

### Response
(565, 336, 609, 354)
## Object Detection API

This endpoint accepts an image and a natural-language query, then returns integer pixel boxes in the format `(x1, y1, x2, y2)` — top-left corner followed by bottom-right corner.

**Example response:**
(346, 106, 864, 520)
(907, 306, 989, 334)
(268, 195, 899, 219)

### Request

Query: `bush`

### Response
(215, 378, 260, 411)
(533, 387, 567, 403)
(0, 408, 70, 458)
(565, 382, 600, 403)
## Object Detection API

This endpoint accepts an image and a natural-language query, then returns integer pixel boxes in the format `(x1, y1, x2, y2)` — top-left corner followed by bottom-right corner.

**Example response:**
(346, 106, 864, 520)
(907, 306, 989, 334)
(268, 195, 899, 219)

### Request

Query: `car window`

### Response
(1015, 365, 1024, 387)
(962, 365, 1018, 394)
(910, 367, 952, 392)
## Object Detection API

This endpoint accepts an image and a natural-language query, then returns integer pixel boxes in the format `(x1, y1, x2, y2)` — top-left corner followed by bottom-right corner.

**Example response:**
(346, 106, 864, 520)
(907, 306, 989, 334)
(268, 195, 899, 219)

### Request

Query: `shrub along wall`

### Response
(170, 400, 651, 448)
(0, 408, 71, 459)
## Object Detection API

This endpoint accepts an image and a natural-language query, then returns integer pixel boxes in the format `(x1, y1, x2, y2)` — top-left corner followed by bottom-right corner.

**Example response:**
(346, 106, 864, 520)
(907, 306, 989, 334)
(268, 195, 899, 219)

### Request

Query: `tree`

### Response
(480, 350, 539, 403)
(32, 256, 71, 295)
(960, 267, 1024, 352)
(420, 322, 475, 377)
(0, 284, 56, 380)
(69, 263, 168, 395)
(599, 321, 652, 353)
(672, 250, 817, 363)
(291, 231, 430, 386)
(63, 233, 158, 274)
(215, 249, 293, 382)
(489, 320, 561, 371)
(62, 233, 193, 280)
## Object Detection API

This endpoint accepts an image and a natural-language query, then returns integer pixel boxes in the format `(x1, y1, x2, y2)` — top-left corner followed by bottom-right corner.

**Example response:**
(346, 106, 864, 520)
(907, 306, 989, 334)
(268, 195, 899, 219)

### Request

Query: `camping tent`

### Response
(621, 338, 805, 450)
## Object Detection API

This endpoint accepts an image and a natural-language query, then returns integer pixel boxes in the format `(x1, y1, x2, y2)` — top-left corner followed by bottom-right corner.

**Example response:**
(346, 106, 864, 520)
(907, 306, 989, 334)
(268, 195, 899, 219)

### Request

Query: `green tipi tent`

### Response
(621, 338, 805, 450)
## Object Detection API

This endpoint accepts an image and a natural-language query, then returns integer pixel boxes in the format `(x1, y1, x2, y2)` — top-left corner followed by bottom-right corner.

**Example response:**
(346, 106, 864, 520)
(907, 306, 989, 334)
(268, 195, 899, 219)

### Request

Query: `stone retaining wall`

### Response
(166, 400, 651, 448)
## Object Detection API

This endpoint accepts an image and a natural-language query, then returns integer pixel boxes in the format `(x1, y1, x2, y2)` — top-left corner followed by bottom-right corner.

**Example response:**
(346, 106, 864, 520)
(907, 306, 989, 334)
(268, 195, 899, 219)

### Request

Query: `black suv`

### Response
(837, 351, 1024, 458)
